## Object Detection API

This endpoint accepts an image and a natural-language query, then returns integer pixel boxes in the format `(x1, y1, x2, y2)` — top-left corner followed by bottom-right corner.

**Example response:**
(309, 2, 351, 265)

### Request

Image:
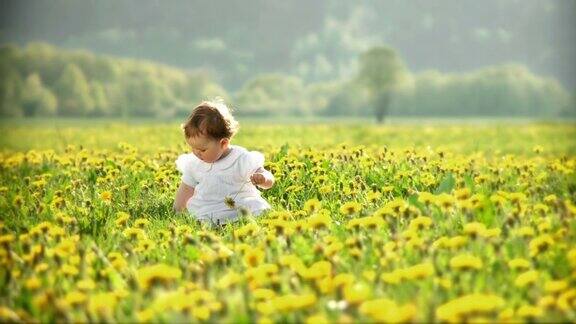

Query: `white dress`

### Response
(175, 144, 271, 224)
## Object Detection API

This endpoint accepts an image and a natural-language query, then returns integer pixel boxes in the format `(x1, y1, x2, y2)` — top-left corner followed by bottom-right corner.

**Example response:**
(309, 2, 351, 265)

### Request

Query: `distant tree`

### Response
(0, 65, 23, 117)
(236, 74, 306, 116)
(55, 63, 94, 116)
(324, 81, 369, 116)
(395, 64, 570, 117)
(21, 74, 57, 116)
(303, 80, 342, 115)
(123, 76, 174, 116)
(356, 46, 409, 123)
(90, 81, 110, 116)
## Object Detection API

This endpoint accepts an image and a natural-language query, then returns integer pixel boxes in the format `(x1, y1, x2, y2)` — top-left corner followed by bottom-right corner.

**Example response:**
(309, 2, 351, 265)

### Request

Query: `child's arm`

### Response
(250, 167, 275, 190)
(173, 182, 195, 212)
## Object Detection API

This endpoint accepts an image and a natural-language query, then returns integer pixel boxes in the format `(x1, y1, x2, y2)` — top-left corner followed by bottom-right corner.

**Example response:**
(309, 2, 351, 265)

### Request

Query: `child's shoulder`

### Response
(175, 153, 201, 172)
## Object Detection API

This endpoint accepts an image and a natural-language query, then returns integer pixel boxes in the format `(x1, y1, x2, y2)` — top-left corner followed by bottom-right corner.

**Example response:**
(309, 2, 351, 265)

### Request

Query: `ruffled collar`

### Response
(196, 145, 246, 172)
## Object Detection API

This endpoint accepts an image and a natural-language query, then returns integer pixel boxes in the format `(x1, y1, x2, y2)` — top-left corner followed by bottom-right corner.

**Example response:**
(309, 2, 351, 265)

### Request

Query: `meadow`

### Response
(0, 120, 575, 323)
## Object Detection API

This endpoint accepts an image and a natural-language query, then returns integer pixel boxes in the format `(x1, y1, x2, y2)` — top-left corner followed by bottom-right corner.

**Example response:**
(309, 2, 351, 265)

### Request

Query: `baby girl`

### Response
(173, 100, 274, 225)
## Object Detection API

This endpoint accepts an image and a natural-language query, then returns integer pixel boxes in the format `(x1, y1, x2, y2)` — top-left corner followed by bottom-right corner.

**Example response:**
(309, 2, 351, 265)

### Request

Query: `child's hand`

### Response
(250, 172, 266, 186)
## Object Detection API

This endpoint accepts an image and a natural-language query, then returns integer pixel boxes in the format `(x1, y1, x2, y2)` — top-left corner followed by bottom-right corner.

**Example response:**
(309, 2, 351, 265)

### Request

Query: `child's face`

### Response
(186, 134, 230, 163)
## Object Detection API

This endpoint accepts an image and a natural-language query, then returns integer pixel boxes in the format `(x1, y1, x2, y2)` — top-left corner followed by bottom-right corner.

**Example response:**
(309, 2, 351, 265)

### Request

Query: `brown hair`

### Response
(182, 100, 239, 140)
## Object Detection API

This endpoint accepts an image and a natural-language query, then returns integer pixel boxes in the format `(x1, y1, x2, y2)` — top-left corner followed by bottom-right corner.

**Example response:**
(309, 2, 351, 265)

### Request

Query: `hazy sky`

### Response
(1, 0, 574, 90)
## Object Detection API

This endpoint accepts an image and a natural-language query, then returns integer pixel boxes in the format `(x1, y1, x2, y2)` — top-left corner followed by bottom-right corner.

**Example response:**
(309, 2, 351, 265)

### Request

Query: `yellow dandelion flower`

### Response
(408, 216, 433, 231)
(61, 290, 87, 308)
(0, 307, 20, 322)
(244, 247, 265, 268)
(529, 235, 554, 257)
(343, 282, 372, 305)
(270, 293, 317, 313)
(305, 313, 330, 324)
(88, 292, 118, 318)
(463, 222, 487, 238)
(403, 262, 435, 280)
(307, 212, 332, 230)
(366, 190, 382, 203)
(516, 305, 543, 319)
(115, 212, 131, 227)
(508, 258, 531, 270)
(515, 270, 539, 288)
(99, 191, 112, 202)
(360, 299, 417, 323)
(136, 263, 182, 291)
(76, 279, 96, 291)
(216, 271, 243, 290)
(544, 280, 568, 294)
(303, 198, 322, 214)
(454, 187, 471, 200)
(339, 201, 362, 216)
(449, 254, 483, 271)
(134, 218, 150, 229)
(24, 277, 42, 290)
(436, 294, 505, 322)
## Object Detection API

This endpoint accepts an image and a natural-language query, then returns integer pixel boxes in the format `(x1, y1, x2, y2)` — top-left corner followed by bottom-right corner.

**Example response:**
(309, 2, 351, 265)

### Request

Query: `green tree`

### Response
(0, 66, 23, 117)
(236, 74, 306, 116)
(21, 74, 57, 116)
(90, 81, 110, 116)
(356, 46, 409, 123)
(55, 63, 94, 116)
(123, 76, 173, 117)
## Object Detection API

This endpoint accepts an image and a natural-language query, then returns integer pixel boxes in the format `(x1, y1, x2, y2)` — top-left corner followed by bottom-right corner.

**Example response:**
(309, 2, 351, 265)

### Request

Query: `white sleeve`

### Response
(238, 151, 265, 181)
(175, 154, 199, 187)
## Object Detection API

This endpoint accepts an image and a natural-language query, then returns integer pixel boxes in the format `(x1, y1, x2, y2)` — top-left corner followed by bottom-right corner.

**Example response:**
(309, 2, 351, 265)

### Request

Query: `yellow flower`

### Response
(0, 307, 20, 322)
(60, 290, 87, 308)
(434, 193, 455, 210)
(529, 235, 554, 257)
(115, 212, 130, 227)
(307, 212, 332, 230)
(515, 226, 535, 238)
(339, 201, 362, 216)
(76, 279, 96, 291)
(303, 198, 322, 214)
(305, 313, 330, 324)
(244, 247, 265, 267)
(463, 222, 487, 238)
(88, 292, 118, 318)
(454, 187, 471, 200)
(134, 218, 150, 228)
(99, 191, 112, 202)
(216, 271, 243, 290)
(449, 254, 483, 271)
(366, 190, 382, 203)
(515, 270, 539, 288)
(343, 282, 372, 305)
(123, 227, 146, 241)
(516, 305, 543, 319)
(136, 263, 182, 291)
(386, 198, 409, 216)
(24, 277, 42, 290)
(408, 216, 433, 231)
(436, 294, 505, 322)
(298, 261, 331, 280)
(60, 264, 79, 277)
(508, 258, 531, 270)
(403, 262, 435, 280)
(269, 293, 317, 313)
(360, 299, 416, 323)
(543, 280, 568, 294)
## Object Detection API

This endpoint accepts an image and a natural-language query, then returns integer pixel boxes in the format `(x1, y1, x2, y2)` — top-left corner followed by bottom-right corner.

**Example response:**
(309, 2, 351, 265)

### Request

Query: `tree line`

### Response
(0, 42, 573, 119)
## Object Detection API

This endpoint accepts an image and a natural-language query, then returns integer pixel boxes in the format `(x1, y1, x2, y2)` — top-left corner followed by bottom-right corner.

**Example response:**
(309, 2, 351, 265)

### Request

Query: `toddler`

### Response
(173, 100, 274, 225)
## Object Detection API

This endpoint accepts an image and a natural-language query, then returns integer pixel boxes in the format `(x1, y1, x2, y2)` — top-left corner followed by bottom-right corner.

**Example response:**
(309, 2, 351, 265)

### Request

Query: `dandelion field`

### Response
(1, 121, 575, 323)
